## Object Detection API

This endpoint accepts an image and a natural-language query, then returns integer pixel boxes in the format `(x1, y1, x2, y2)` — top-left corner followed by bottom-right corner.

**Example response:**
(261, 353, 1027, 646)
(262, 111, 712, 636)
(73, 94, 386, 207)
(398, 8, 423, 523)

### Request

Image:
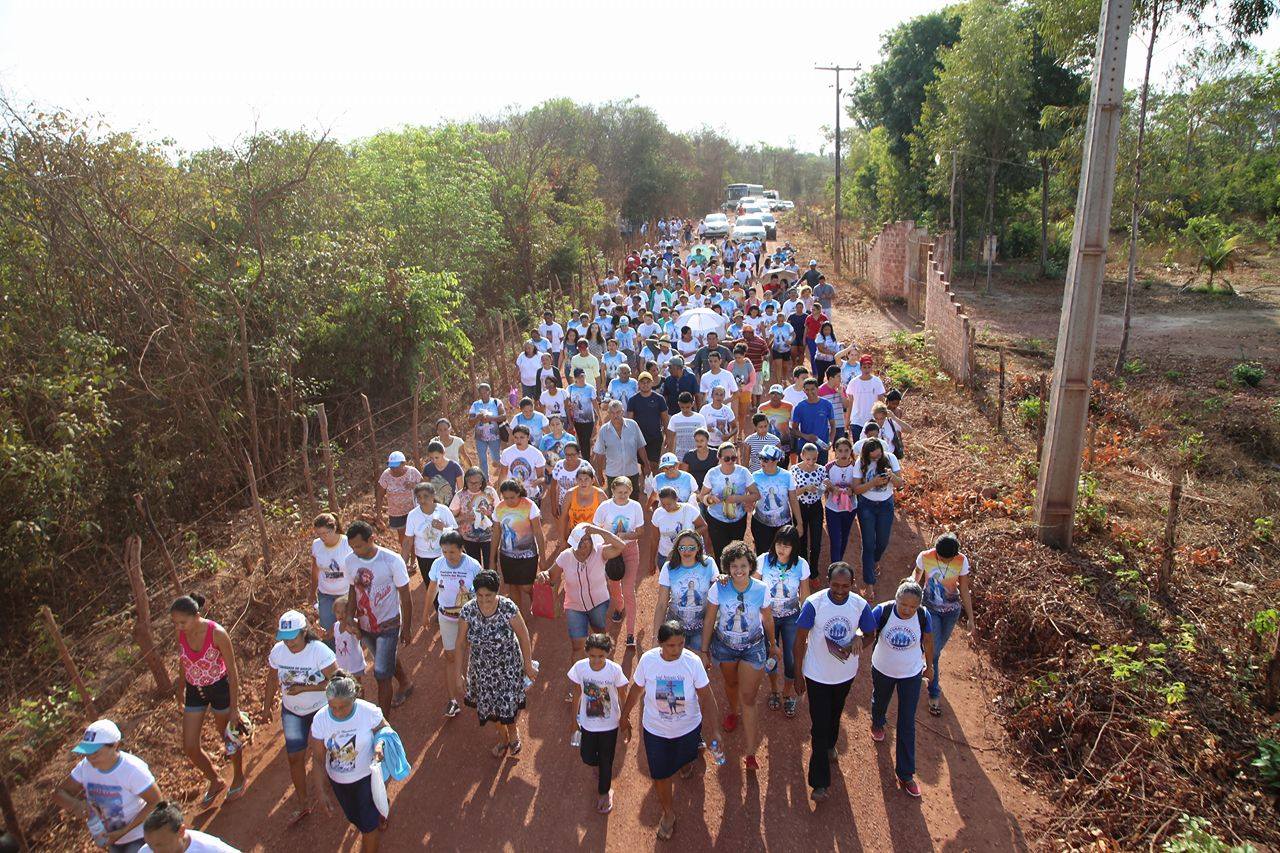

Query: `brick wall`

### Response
(923, 243, 974, 384)
(867, 220, 915, 301)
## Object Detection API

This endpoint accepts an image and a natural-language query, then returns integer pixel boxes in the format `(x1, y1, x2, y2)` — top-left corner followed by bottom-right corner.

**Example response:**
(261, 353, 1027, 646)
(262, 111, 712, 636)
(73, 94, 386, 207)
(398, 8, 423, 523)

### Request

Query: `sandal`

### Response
(767, 692, 781, 711)
(929, 698, 942, 717)
(597, 790, 614, 814)
(679, 761, 698, 779)
(391, 684, 415, 708)
(199, 780, 226, 806)
(224, 783, 246, 803)
(286, 805, 312, 827)
(783, 696, 799, 718)
(508, 737, 523, 756)
(656, 815, 677, 841)
(491, 741, 509, 758)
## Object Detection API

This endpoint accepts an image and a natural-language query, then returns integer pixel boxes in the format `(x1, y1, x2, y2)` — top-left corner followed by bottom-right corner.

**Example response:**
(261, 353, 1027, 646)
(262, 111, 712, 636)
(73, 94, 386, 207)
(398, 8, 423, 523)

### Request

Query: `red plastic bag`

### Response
(532, 582, 556, 620)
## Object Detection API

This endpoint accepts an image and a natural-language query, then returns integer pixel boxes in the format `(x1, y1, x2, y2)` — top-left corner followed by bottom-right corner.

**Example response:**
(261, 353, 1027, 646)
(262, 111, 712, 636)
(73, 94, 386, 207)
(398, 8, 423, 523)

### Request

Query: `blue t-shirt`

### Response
(659, 558, 718, 633)
(709, 577, 768, 648)
(768, 323, 793, 352)
(615, 328, 637, 351)
(757, 553, 810, 619)
(703, 464, 754, 524)
(752, 468, 794, 527)
(653, 470, 697, 503)
(602, 351, 627, 381)
(567, 383, 597, 423)
(469, 398, 502, 442)
(513, 411, 550, 444)
(791, 398, 836, 444)
(608, 378, 639, 408)
(538, 431, 575, 461)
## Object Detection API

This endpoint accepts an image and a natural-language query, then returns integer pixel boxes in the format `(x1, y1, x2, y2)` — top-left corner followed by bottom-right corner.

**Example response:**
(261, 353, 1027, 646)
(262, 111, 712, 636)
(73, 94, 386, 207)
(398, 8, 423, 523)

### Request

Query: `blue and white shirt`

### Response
(756, 553, 810, 619)
(752, 468, 794, 527)
(708, 578, 769, 649)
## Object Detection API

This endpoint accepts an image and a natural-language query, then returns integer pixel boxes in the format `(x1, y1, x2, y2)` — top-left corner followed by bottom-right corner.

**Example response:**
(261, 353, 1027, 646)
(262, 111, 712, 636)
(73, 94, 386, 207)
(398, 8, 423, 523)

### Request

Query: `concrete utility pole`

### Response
(1035, 0, 1134, 549)
(816, 64, 859, 274)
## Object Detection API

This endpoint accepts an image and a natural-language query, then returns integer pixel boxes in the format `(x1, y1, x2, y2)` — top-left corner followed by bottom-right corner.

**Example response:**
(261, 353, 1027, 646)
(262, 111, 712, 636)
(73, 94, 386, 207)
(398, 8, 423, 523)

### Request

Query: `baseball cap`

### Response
(276, 609, 307, 640)
(859, 354, 874, 365)
(567, 523, 601, 550)
(660, 452, 679, 468)
(387, 450, 406, 467)
(760, 445, 784, 462)
(769, 384, 785, 395)
(638, 371, 654, 382)
(809, 260, 818, 267)
(72, 719, 121, 754)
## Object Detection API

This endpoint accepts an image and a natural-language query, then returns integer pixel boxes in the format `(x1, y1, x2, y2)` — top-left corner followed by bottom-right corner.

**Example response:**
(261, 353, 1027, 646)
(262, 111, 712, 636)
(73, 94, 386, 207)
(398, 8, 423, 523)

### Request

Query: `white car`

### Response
(759, 211, 777, 239)
(731, 216, 767, 242)
(702, 212, 730, 238)
(777, 199, 795, 210)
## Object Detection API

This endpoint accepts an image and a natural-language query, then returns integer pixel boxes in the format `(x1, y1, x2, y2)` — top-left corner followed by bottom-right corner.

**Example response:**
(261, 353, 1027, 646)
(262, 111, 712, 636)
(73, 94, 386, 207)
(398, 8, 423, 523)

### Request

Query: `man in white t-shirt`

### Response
(665, 393, 708, 458)
(343, 521, 414, 716)
(425, 531, 482, 719)
(55, 719, 163, 850)
(844, 354, 886, 436)
(141, 800, 241, 852)
(697, 351, 738, 407)
(540, 308, 565, 368)
(793, 564, 878, 801)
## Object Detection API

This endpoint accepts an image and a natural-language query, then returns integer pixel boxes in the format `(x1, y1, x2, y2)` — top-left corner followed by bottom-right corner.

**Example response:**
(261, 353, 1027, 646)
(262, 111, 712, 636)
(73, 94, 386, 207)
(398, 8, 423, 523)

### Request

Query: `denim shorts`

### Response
(281, 706, 317, 754)
(565, 600, 611, 639)
(184, 677, 231, 713)
(316, 592, 341, 636)
(388, 514, 408, 530)
(710, 636, 768, 669)
(681, 630, 704, 653)
(360, 624, 401, 681)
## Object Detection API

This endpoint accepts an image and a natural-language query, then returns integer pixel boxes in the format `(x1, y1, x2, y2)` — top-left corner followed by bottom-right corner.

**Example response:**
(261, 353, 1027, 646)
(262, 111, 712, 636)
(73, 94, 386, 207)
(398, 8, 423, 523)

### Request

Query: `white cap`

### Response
(73, 719, 121, 754)
(387, 450, 406, 467)
(276, 609, 307, 640)
(566, 522, 601, 550)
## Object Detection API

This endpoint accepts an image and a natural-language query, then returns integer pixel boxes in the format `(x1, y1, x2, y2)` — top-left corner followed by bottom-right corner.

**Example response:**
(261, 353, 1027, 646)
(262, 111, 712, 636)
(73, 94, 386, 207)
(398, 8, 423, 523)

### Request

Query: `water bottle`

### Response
(764, 655, 778, 674)
(523, 659, 540, 691)
(86, 811, 108, 847)
(708, 739, 727, 766)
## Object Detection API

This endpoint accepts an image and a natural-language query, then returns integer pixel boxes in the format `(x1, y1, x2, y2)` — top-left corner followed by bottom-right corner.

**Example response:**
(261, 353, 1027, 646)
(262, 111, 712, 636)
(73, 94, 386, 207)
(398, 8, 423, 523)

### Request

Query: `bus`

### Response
(725, 182, 764, 204)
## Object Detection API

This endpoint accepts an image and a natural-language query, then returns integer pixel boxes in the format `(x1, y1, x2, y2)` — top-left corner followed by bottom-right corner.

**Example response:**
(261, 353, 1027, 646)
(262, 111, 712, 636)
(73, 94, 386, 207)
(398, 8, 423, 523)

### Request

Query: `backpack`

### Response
(873, 602, 928, 649)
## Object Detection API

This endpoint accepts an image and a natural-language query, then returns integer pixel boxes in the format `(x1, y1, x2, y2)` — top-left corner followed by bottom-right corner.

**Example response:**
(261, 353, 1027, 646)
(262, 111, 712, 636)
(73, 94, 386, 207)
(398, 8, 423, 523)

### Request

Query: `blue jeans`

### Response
(929, 608, 962, 700)
(826, 507, 856, 565)
(359, 624, 401, 682)
(772, 613, 800, 681)
(316, 592, 340, 646)
(871, 666, 922, 781)
(856, 495, 895, 586)
(475, 438, 502, 480)
(281, 706, 317, 754)
(565, 600, 611, 639)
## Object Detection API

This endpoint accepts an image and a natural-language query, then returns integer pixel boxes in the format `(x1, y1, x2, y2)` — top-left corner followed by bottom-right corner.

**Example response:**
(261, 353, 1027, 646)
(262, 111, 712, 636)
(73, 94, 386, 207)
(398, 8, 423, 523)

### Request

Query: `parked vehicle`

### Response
(759, 210, 777, 239)
(731, 215, 767, 242)
(702, 212, 730, 238)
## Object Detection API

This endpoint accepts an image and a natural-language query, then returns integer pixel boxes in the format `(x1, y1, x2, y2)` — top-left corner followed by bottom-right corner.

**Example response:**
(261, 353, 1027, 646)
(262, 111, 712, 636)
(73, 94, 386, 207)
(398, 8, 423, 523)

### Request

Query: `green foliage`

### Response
(1231, 362, 1265, 388)
(1017, 396, 1044, 427)
(1162, 814, 1258, 853)
(885, 359, 930, 390)
(1253, 517, 1275, 543)
(1248, 609, 1279, 639)
(1253, 739, 1280, 793)
(1177, 431, 1209, 469)
(1076, 471, 1107, 531)
(1123, 359, 1147, 375)
(1182, 215, 1245, 292)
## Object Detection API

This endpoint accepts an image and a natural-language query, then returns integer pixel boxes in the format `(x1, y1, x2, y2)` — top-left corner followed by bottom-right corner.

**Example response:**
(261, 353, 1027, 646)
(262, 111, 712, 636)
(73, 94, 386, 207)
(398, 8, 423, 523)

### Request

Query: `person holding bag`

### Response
(539, 523, 627, 676)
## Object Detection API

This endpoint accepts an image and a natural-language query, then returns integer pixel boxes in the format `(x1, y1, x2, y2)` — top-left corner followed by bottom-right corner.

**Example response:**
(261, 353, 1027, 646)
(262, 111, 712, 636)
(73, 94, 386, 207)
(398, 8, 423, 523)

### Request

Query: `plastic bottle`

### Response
(764, 655, 778, 674)
(523, 659, 540, 691)
(708, 739, 727, 766)
(86, 810, 108, 847)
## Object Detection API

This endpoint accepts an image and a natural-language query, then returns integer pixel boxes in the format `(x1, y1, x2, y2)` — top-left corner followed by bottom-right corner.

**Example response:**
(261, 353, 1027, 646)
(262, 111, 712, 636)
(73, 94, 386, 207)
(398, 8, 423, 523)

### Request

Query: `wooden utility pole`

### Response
(1035, 0, 1133, 549)
(317, 403, 339, 516)
(815, 64, 859, 275)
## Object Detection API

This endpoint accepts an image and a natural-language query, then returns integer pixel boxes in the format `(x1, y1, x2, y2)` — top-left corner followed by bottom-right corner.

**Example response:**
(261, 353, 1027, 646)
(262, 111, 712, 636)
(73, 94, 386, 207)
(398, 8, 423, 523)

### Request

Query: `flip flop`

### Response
(491, 741, 509, 758)
(656, 815, 677, 841)
(508, 738, 523, 756)
(199, 781, 226, 806)
(391, 685, 415, 708)
(597, 791, 614, 814)
(286, 806, 312, 827)
(224, 784, 246, 803)
(929, 699, 942, 717)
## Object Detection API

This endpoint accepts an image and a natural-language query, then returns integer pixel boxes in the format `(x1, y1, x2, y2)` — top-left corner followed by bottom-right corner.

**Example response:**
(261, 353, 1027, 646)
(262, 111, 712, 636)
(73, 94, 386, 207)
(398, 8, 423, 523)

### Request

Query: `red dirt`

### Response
(177, 222, 1050, 852)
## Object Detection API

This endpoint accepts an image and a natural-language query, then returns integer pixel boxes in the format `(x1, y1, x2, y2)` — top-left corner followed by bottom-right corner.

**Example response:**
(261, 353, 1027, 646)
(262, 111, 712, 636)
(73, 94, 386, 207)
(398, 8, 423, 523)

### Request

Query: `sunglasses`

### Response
(677, 544, 698, 553)
(720, 454, 738, 461)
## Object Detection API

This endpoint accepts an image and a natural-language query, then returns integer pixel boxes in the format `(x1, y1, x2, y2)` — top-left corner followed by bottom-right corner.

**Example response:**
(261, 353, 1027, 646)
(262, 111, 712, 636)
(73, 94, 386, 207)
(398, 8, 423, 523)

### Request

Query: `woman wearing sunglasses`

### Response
(700, 540, 777, 771)
(653, 530, 717, 654)
(697, 442, 759, 563)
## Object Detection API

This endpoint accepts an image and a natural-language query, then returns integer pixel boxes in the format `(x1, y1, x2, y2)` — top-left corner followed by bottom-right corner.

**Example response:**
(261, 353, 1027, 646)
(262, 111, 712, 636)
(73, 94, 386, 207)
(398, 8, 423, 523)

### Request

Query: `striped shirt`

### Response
(743, 432, 782, 473)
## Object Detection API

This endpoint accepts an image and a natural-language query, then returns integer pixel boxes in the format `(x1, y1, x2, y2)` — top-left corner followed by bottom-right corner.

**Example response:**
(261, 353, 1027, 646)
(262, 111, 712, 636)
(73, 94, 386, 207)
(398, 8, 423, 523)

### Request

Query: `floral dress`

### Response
(460, 596, 526, 725)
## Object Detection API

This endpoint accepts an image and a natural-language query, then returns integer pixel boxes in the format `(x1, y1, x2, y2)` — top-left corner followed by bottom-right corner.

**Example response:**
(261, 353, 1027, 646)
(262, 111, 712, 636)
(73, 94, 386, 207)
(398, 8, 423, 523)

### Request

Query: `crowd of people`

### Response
(53, 218, 977, 850)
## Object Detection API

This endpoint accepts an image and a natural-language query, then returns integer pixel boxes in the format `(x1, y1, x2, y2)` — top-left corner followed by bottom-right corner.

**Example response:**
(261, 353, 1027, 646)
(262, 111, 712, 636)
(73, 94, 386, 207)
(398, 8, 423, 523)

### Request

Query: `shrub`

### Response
(1161, 814, 1257, 852)
(1231, 362, 1264, 388)
(1017, 396, 1044, 427)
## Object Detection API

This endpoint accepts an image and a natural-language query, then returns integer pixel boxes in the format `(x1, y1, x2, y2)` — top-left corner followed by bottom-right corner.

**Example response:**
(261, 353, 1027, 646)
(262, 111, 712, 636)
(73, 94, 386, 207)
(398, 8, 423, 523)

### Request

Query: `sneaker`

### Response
(611, 609, 625, 624)
(871, 725, 885, 742)
(444, 699, 461, 718)
(811, 786, 829, 802)
(570, 730, 582, 748)
(898, 777, 922, 798)
(722, 713, 739, 733)
(626, 633, 636, 648)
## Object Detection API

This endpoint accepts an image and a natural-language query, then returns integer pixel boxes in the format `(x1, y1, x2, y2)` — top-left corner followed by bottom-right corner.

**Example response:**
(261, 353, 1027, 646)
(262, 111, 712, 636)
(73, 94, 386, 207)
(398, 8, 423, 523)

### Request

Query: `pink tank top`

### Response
(179, 621, 227, 687)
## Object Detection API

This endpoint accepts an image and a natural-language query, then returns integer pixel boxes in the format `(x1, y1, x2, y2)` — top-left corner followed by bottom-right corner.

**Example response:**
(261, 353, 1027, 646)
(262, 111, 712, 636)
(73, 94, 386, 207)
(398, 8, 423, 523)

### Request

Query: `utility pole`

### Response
(816, 64, 859, 275)
(1035, 0, 1133, 549)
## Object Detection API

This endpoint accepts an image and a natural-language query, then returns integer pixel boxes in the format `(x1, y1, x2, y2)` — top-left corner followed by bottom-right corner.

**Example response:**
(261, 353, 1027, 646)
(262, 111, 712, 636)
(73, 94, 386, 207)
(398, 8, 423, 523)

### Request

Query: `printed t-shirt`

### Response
(756, 554, 811, 619)
(796, 590, 877, 683)
(428, 553, 482, 619)
(310, 698, 384, 784)
(658, 558, 717, 632)
(493, 498, 541, 559)
(752, 468, 794, 527)
(268, 640, 337, 716)
(568, 658, 630, 732)
(404, 504, 457, 559)
(652, 502, 701, 559)
(71, 752, 156, 844)
(378, 467, 423, 517)
(312, 535, 353, 596)
(708, 578, 769, 649)
(916, 548, 971, 614)
(703, 465, 753, 524)
(632, 648, 709, 738)
(342, 546, 410, 633)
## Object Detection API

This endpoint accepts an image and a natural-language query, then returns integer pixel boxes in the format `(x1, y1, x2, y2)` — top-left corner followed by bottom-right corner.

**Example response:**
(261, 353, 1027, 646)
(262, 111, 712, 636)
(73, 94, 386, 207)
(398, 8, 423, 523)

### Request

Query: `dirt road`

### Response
(199, 222, 1047, 851)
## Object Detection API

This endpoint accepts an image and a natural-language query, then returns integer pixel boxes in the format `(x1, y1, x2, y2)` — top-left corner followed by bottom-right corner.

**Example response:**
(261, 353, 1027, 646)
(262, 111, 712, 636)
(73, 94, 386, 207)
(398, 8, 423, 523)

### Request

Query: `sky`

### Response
(1, 0, 1277, 156)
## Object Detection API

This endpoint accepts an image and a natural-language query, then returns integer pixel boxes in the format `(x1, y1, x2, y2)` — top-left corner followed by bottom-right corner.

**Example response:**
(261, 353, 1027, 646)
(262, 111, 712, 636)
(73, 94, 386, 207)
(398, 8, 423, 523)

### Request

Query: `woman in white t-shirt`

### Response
(567, 633, 631, 814)
(434, 418, 474, 470)
(698, 385, 737, 446)
(425, 532, 484, 720)
(540, 376, 571, 421)
(310, 512, 353, 642)
(310, 674, 391, 844)
(515, 341, 544, 401)
(852, 438, 902, 599)
(263, 611, 337, 824)
(650, 488, 708, 569)
(402, 482, 458, 580)
(868, 579, 935, 799)
(56, 719, 163, 851)
(618, 622, 723, 842)
(593, 477, 645, 647)
(755, 526, 811, 720)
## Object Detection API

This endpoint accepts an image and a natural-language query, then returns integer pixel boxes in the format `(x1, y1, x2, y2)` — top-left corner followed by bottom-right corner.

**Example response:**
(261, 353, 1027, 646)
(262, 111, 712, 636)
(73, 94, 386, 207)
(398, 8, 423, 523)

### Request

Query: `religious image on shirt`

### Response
(426, 473, 456, 506)
(325, 732, 358, 775)
(583, 679, 612, 719)
(655, 676, 686, 719)
(667, 578, 706, 631)
(85, 783, 128, 831)
(719, 477, 742, 520)
(506, 457, 537, 490)
(769, 573, 801, 617)
(353, 566, 392, 632)
(609, 512, 632, 534)
(757, 479, 789, 526)
(463, 491, 494, 531)
(495, 503, 537, 557)
(823, 615, 856, 662)
(443, 578, 473, 618)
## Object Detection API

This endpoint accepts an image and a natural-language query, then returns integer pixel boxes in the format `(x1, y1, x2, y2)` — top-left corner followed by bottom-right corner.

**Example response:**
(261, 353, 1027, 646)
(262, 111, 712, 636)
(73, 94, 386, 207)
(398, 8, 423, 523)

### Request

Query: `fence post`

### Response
(1157, 469, 1184, 597)
(132, 493, 182, 596)
(243, 451, 272, 574)
(0, 773, 27, 851)
(317, 403, 340, 516)
(1035, 373, 1048, 463)
(300, 415, 317, 517)
(411, 372, 424, 470)
(40, 606, 99, 716)
(997, 347, 1006, 435)
(361, 393, 377, 455)
(124, 535, 171, 695)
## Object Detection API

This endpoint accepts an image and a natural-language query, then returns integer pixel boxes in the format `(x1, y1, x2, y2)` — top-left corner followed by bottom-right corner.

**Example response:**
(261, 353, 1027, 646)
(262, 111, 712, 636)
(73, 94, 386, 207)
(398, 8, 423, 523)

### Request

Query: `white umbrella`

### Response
(676, 307, 727, 342)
